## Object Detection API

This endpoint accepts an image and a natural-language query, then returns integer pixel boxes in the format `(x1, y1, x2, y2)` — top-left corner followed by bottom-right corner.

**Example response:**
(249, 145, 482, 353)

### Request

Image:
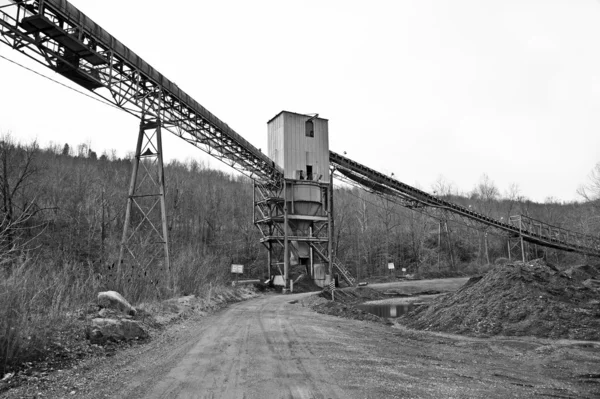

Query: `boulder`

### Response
(87, 318, 148, 344)
(583, 279, 600, 290)
(98, 291, 136, 316)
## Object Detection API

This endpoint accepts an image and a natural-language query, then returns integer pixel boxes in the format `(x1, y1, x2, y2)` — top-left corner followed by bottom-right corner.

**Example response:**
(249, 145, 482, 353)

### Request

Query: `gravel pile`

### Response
(400, 260, 600, 340)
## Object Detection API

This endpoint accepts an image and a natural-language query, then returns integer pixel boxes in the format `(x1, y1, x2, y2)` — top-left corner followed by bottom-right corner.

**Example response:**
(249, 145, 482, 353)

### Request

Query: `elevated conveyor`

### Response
(329, 151, 600, 258)
(0, 0, 282, 182)
(1, 0, 597, 273)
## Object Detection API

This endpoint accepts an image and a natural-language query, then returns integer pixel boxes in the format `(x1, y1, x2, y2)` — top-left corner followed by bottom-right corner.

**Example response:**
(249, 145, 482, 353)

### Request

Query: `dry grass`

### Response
(0, 250, 232, 376)
(0, 259, 100, 375)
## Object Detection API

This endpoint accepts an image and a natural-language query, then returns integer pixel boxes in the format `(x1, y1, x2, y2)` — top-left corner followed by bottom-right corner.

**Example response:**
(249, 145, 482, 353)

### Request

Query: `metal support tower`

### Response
(118, 116, 170, 290)
(253, 177, 355, 287)
(0, 0, 281, 182)
(2, 0, 598, 291)
(507, 235, 527, 262)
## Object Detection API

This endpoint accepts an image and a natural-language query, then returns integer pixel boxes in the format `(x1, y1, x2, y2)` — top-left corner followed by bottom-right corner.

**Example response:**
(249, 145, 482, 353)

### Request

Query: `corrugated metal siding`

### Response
(285, 112, 330, 182)
(267, 111, 330, 181)
(267, 113, 285, 169)
(313, 118, 329, 182)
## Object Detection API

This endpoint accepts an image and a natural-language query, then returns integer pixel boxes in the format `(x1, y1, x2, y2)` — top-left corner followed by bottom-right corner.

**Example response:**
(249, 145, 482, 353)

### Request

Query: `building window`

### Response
(306, 165, 313, 180)
(305, 120, 314, 137)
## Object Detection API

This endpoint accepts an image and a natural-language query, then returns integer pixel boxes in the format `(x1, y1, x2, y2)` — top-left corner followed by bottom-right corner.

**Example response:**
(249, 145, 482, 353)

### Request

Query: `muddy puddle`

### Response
(357, 303, 416, 318)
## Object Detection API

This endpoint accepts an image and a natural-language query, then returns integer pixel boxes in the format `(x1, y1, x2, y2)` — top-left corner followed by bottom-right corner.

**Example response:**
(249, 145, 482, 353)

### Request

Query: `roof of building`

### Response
(267, 110, 329, 124)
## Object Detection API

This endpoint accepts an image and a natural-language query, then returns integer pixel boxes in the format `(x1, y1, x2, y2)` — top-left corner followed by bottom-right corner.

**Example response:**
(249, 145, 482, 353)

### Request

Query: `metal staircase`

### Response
(332, 258, 356, 286)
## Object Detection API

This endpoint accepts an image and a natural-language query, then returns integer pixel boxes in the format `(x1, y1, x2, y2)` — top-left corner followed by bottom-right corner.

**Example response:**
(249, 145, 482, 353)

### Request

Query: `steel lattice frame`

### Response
(330, 151, 600, 258)
(253, 180, 330, 278)
(253, 178, 355, 286)
(118, 117, 170, 283)
(0, 0, 282, 183)
(2, 0, 597, 280)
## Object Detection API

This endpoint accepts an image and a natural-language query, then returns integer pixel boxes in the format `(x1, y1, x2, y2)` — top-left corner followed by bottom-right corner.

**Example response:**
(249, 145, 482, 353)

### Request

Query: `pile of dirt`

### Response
(563, 264, 600, 282)
(309, 287, 390, 323)
(400, 260, 600, 340)
(291, 275, 323, 293)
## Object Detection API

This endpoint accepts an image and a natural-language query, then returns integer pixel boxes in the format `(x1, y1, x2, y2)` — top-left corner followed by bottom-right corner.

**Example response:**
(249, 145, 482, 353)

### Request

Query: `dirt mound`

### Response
(400, 260, 600, 340)
(563, 264, 600, 282)
(320, 286, 386, 302)
(292, 275, 322, 293)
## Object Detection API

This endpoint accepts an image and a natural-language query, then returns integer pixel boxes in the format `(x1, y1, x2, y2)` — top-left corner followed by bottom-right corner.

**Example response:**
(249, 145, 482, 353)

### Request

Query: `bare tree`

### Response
(0, 135, 39, 247)
(431, 175, 455, 198)
(578, 162, 600, 205)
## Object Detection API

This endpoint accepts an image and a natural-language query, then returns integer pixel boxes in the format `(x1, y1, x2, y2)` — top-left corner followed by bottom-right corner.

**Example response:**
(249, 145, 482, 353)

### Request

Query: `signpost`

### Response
(388, 262, 395, 276)
(231, 264, 244, 274)
(231, 264, 243, 285)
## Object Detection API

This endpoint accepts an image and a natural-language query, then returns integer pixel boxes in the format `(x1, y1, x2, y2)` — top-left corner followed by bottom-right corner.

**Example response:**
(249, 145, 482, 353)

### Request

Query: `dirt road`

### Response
(123, 293, 347, 399)
(8, 292, 599, 398)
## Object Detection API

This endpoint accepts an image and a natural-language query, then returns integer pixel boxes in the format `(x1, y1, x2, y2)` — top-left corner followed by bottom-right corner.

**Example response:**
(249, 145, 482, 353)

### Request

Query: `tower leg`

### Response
(327, 173, 334, 279)
(267, 241, 272, 278)
(118, 116, 171, 295)
(283, 180, 289, 287)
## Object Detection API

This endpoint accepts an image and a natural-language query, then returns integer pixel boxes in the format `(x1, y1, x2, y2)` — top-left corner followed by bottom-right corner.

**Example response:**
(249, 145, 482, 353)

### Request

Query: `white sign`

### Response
(402, 268, 407, 272)
(387, 262, 395, 270)
(231, 264, 244, 274)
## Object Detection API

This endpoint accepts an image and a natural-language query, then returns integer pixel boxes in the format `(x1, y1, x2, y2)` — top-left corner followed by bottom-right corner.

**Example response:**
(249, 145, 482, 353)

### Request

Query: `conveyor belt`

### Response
(0, 0, 282, 181)
(329, 151, 600, 257)
(1, 1, 598, 259)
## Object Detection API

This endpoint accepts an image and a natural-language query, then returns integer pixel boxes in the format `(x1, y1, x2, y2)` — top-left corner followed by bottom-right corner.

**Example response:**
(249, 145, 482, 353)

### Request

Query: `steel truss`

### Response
(2, 0, 596, 288)
(0, 0, 284, 283)
(118, 116, 170, 288)
(330, 151, 600, 258)
(253, 178, 355, 287)
(0, 0, 282, 182)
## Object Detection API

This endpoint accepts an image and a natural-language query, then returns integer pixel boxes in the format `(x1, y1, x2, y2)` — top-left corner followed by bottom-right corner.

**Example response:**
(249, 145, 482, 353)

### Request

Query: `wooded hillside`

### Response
(1, 135, 599, 373)
(1, 137, 598, 285)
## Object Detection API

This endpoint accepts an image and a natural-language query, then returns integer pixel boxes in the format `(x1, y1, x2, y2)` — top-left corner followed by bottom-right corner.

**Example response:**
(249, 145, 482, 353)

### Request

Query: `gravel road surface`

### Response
(5, 291, 598, 398)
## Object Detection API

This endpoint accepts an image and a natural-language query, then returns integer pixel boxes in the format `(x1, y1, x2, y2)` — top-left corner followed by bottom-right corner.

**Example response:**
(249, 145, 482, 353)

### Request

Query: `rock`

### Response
(86, 318, 148, 344)
(177, 295, 195, 305)
(98, 307, 133, 319)
(98, 291, 136, 316)
(583, 279, 600, 289)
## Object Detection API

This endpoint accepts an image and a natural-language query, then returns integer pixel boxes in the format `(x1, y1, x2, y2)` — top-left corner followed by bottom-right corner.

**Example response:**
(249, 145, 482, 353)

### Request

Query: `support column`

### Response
(267, 241, 272, 278)
(118, 122, 145, 280)
(283, 180, 289, 287)
(445, 221, 455, 270)
(327, 173, 334, 279)
(118, 117, 171, 292)
(484, 232, 490, 265)
(437, 221, 442, 270)
(517, 217, 526, 262)
(156, 124, 171, 287)
(309, 225, 314, 277)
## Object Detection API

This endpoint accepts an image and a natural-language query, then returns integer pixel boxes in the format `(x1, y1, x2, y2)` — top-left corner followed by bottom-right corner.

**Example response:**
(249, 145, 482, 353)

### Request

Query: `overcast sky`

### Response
(1, 0, 600, 203)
